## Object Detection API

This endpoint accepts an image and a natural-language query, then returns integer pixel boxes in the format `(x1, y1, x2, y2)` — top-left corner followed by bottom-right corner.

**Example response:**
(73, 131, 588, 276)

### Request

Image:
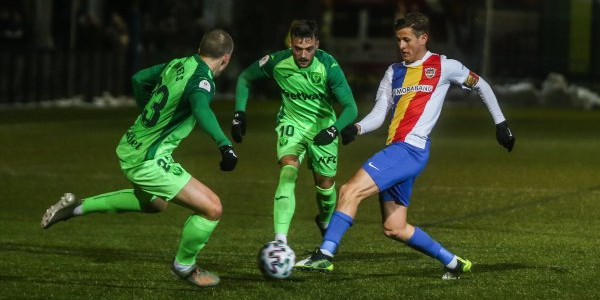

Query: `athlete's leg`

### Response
(380, 194, 470, 277)
(80, 188, 167, 214)
(170, 176, 222, 286)
(320, 168, 379, 254)
(41, 189, 167, 229)
(296, 168, 378, 270)
(308, 136, 338, 236)
(273, 155, 300, 243)
(313, 172, 336, 234)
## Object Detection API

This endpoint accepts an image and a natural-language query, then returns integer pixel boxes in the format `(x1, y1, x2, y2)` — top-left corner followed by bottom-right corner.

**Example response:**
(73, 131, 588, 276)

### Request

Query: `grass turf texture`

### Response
(1, 101, 599, 299)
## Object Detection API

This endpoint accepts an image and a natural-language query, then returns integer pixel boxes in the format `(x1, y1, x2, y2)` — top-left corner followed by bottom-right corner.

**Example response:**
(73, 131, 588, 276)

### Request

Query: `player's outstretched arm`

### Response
(470, 75, 516, 152)
(190, 92, 238, 170)
(347, 65, 394, 141)
(232, 61, 270, 143)
(131, 63, 166, 109)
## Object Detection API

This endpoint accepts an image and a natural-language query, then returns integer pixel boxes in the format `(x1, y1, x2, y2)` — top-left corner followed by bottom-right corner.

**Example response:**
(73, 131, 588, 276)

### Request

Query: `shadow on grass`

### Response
(335, 251, 422, 262)
(0, 242, 170, 263)
(473, 262, 570, 274)
(421, 185, 600, 227)
(0, 274, 201, 292)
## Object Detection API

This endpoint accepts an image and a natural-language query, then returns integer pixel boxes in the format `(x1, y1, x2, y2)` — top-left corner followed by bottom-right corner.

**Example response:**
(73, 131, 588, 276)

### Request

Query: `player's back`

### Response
(117, 54, 214, 166)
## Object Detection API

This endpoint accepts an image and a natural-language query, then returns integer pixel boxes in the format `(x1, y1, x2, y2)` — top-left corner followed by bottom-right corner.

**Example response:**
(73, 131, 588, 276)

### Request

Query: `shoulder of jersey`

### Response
(260, 49, 292, 67)
(315, 50, 339, 67)
(197, 77, 214, 93)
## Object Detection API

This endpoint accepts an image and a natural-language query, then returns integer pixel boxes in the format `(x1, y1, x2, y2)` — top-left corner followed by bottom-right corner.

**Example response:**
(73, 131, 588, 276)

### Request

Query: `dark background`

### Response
(1, 0, 598, 104)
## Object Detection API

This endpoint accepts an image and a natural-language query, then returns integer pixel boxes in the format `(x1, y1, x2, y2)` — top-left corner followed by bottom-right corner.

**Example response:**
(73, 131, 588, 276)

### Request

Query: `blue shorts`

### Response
(362, 141, 430, 206)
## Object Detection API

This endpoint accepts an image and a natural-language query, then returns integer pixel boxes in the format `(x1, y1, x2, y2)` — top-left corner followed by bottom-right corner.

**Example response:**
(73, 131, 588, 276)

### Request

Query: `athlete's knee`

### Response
(338, 182, 362, 205)
(382, 223, 411, 242)
(141, 198, 168, 213)
(315, 175, 335, 189)
(279, 165, 299, 182)
(202, 195, 222, 220)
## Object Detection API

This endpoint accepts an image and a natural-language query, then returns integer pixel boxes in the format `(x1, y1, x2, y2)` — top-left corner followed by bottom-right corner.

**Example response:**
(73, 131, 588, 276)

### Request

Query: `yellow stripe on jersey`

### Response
(386, 65, 423, 145)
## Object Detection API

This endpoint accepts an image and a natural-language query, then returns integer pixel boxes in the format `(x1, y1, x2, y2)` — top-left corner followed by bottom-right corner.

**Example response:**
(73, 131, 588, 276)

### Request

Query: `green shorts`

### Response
(120, 154, 191, 201)
(275, 121, 338, 177)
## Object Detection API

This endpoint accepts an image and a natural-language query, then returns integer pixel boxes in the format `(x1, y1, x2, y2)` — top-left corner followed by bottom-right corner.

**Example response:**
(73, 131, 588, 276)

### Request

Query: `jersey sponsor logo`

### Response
(199, 80, 211, 92)
(392, 85, 433, 96)
(124, 128, 143, 150)
(464, 71, 479, 88)
(424, 67, 437, 79)
(317, 155, 337, 164)
(259, 55, 270, 67)
(281, 89, 325, 101)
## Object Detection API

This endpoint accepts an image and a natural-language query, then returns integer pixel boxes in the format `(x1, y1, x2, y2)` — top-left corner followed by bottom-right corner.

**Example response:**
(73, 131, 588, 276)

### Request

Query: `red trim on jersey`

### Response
(392, 54, 442, 143)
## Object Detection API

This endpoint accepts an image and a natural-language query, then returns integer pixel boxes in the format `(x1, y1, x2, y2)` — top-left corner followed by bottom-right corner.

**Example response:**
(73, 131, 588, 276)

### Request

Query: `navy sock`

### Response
(406, 227, 454, 265)
(320, 211, 354, 255)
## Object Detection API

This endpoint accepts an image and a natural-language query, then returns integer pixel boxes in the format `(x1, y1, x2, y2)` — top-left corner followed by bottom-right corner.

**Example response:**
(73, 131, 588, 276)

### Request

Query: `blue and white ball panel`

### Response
(362, 141, 430, 206)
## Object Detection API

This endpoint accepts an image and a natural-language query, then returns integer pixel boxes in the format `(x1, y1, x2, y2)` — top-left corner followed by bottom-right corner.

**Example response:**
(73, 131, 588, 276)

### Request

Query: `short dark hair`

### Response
(198, 29, 234, 58)
(290, 19, 319, 40)
(394, 13, 429, 37)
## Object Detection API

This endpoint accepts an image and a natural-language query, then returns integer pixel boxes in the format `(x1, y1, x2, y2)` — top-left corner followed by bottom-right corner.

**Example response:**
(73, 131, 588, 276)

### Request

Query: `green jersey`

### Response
(235, 49, 357, 131)
(117, 54, 230, 168)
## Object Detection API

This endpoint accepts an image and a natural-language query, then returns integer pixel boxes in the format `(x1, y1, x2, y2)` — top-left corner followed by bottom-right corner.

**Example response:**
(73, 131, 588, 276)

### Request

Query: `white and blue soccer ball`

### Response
(257, 241, 296, 279)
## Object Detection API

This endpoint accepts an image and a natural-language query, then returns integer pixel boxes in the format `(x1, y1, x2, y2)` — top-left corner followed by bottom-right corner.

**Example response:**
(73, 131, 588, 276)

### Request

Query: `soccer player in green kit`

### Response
(231, 20, 358, 245)
(40, 29, 237, 288)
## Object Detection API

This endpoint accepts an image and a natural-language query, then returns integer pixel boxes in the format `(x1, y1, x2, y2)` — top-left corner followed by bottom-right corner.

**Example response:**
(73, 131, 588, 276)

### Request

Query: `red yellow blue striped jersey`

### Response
(357, 52, 501, 149)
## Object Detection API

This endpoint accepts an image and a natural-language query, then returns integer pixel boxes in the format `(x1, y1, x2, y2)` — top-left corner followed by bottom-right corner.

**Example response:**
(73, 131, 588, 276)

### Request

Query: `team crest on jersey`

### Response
(259, 55, 270, 67)
(424, 67, 437, 79)
(279, 136, 289, 147)
(309, 72, 322, 84)
(199, 80, 211, 92)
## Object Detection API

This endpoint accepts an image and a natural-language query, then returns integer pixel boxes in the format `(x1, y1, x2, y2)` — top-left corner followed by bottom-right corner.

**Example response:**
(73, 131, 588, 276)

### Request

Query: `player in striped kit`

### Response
(295, 13, 515, 279)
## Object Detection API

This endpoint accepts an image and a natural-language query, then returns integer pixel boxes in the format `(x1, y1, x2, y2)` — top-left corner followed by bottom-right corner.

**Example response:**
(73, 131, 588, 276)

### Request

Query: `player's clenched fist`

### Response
(313, 126, 338, 145)
(495, 121, 515, 152)
(231, 111, 246, 143)
(340, 124, 358, 145)
(219, 145, 238, 171)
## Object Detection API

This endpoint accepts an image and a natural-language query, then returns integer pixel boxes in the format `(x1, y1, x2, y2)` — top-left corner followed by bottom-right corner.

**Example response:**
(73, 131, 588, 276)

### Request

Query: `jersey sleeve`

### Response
(131, 63, 166, 109)
(442, 58, 471, 86)
(234, 52, 280, 112)
(443, 57, 506, 124)
(357, 65, 393, 134)
(189, 78, 231, 147)
(325, 56, 357, 130)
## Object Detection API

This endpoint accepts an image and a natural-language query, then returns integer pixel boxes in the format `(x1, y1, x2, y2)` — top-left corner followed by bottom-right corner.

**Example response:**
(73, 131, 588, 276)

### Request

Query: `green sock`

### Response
(175, 215, 219, 266)
(81, 189, 146, 214)
(316, 183, 336, 226)
(273, 165, 298, 235)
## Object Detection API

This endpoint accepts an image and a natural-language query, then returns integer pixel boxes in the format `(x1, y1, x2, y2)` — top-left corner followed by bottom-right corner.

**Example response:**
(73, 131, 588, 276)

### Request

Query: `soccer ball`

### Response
(257, 241, 296, 279)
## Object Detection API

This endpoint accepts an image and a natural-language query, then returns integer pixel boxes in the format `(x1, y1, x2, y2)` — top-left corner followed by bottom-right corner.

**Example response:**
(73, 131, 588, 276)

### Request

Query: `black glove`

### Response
(495, 121, 515, 152)
(340, 124, 358, 145)
(313, 126, 338, 145)
(219, 145, 238, 171)
(231, 111, 246, 143)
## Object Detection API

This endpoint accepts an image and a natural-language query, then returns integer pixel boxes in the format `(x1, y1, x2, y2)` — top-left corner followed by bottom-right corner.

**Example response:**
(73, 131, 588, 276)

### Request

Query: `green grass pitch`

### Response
(1, 101, 599, 299)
